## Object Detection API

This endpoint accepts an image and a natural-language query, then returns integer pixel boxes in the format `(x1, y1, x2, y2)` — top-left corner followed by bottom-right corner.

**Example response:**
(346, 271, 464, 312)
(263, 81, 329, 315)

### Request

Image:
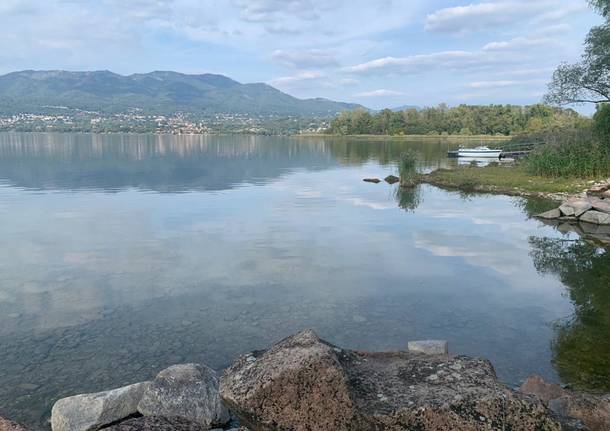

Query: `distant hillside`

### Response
(390, 104, 419, 112)
(0, 70, 363, 116)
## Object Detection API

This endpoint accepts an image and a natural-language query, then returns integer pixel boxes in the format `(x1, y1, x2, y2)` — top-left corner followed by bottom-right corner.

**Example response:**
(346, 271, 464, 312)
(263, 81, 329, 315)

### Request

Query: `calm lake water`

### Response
(0, 133, 608, 429)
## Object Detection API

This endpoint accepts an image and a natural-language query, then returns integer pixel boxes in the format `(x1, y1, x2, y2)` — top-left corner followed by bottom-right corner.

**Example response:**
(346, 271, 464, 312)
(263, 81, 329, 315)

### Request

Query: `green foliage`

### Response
(327, 104, 579, 136)
(524, 140, 610, 178)
(593, 103, 610, 145)
(545, 1, 610, 105)
(398, 149, 418, 183)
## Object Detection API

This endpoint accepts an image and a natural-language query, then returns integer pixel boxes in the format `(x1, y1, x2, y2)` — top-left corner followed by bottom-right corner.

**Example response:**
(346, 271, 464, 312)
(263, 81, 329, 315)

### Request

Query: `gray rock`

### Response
(138, 363, 229, 429)
(561, 199, 593, 217)
(536, 209, 561, 219)
(580, 210, 610, 225)
(591, 199, 610, 214)
(51, 382, 150, 431)
(407, 339, 448, 355)
(220, 329, 561, 431)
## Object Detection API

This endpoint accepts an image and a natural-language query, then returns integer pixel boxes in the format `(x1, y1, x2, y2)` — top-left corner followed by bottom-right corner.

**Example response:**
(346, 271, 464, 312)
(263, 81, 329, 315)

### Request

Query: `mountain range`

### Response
(0, 70, 364, 116)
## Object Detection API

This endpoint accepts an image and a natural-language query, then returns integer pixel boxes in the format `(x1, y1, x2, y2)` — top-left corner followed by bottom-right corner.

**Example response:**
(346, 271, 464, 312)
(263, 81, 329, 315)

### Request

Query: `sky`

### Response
(0, 0, 602, 111)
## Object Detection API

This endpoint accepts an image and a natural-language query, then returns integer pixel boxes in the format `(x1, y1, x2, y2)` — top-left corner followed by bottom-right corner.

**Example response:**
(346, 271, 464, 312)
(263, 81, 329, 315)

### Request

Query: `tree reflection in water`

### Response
(528, 237, 610, 392)
(394, 185, 423, 212)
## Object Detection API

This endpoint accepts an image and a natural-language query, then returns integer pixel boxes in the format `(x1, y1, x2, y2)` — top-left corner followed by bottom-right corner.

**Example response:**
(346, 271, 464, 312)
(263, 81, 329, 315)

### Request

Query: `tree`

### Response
(593, 103, 610, 144)
(544, 1, 610, 105)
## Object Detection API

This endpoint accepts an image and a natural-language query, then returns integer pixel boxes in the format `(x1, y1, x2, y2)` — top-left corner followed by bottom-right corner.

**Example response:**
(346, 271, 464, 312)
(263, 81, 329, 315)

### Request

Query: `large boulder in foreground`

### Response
(520, 375, 610, 431)
(220, 329, 562, 431)
(138, 363, 229, 429)
(51, 382, 150, 431)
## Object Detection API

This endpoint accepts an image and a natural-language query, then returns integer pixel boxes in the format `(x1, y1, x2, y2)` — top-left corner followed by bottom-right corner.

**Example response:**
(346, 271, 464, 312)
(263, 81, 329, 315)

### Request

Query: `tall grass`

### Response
(521, 122, 610, 178)
(398, 150, 419, 186)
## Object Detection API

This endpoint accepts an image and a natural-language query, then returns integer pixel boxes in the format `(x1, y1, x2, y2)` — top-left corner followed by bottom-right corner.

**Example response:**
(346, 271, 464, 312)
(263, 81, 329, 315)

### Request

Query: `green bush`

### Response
(593, 103, 610, 147)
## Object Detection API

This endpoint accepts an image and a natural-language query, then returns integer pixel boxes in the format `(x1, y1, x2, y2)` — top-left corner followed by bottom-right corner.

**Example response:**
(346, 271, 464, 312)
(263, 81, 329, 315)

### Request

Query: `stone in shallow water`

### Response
(51, 382, 150, 431)
(536, 209, 561, 220)
(363, 178, 381, 184)
(384, 175, 400, 184)
(137, 363, 229, 429)
(220, 329, 562, 431)
(580, 210, 610, 225)
(407, 339, 449, 355)
(520, 375, 610, 431)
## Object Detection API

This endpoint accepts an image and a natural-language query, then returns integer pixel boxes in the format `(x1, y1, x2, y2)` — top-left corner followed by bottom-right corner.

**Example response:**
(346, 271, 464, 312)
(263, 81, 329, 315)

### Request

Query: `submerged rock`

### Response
(51, 382, 150, 431)
(363, 178, 381, 184)
(520, 375, 610, 431)
(138, 363, 229, 429)
(407, 339, 448, 355)
(220, 329, 562, 431)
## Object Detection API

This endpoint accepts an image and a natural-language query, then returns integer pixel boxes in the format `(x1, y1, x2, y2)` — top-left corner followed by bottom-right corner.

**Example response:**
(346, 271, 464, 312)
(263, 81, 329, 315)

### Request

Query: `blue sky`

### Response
(0, 0, 601, 111)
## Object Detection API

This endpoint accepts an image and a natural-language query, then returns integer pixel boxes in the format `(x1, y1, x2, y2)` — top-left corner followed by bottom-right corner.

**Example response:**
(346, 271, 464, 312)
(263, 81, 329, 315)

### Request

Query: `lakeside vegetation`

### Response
(326, 104, 582, 137)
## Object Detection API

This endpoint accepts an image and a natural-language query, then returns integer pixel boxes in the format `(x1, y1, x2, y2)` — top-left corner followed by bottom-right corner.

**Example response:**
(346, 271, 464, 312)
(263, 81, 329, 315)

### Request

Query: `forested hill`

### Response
(0, 70, 363, 116)
(327, 104, 584, 136)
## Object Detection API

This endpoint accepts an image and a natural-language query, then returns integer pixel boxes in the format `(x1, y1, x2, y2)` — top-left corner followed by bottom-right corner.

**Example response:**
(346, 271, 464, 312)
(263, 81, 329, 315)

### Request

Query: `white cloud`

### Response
(344, 51, 493, 75)
(354, 89, 404, 97)
(268, 71, 325, 87)
(271, 49, 338, 69)
(482, 36, 557, 51)
(425, 1, 547, 33)
(468, 79, 545, 89)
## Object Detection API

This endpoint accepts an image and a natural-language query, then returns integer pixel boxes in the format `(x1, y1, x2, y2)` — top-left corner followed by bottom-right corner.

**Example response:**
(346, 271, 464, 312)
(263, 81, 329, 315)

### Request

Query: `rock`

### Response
(520, 375, 610, 431)
(407, 340, 448, 355)
(138, 363, 229, 429)
(602, 190, 610, 199)
(51, 382, 150, 431)
(220, 329, 562, 431)
(580, 210, 610, 225)
(591, 199, 610, 214)
(363, 178, 381, 184)
(0, 416, 28, 431)
(559, 204, 575, 217)
(105, 416, 205, 431)
(384, 175, 400, 184)
(536, 209, 561, 220)
(561, 200, 593, 218)
(520, 375, 567, 404)
(587, 184, 610, 196)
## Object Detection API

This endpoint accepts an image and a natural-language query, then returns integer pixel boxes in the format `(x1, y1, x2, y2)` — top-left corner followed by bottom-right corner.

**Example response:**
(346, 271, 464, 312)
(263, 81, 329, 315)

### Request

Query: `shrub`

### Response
(593, 103, 610, 147)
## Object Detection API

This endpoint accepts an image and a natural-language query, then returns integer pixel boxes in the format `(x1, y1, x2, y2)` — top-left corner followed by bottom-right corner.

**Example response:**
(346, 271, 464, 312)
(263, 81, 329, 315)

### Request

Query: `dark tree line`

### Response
(326, 104, 582, 136)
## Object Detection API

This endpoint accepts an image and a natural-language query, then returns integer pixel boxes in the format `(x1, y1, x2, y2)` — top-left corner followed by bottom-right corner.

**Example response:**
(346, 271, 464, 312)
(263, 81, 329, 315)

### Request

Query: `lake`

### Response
(0, 133, 608, 429)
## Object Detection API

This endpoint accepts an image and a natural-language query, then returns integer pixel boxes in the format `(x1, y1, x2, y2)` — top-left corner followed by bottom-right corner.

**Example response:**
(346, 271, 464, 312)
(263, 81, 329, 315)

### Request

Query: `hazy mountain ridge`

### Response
(0, 70, 363, 116)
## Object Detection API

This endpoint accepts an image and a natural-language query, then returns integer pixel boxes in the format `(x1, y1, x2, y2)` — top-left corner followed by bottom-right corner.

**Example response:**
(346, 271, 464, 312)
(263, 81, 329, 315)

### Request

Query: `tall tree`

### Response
(544, 1, 610, 105)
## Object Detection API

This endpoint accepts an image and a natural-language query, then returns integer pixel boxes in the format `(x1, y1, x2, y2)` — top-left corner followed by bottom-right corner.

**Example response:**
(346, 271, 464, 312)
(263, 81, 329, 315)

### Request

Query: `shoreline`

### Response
(294, 133, 512, 141)
(17, 330, 609, 431)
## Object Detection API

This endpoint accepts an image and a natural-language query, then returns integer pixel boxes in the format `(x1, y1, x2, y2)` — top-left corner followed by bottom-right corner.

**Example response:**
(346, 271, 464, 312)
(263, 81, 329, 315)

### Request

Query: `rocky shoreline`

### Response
(3, 330, 608, 431)
(535, 181, 610, 245)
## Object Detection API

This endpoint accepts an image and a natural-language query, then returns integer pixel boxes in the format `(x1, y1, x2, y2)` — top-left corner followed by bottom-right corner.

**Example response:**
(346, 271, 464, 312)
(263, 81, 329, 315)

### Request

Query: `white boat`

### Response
(457, 146, 502, 158)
